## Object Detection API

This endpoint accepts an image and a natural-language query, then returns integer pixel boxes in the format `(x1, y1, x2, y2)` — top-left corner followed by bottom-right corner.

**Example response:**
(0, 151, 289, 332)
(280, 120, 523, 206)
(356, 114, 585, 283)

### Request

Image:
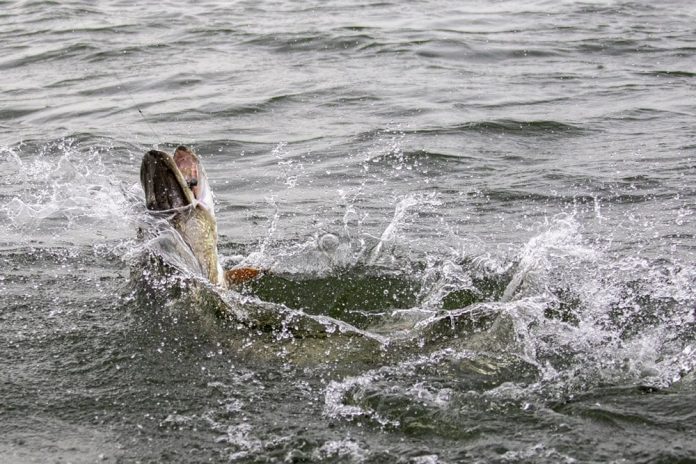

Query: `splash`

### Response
(319, 213, 696, 431)
(239, 192, 442, 278)
(366, 193, 441, 266)
(0, 138, 135, 246)
(501, 214, 597, 301)
(21, 132, 681, 414)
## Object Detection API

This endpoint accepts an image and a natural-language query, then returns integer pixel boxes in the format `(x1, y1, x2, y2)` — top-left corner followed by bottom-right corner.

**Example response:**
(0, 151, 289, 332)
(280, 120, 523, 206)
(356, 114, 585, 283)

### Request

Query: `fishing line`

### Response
(114, 73, 164, 147)
(71, 10, 164, 147)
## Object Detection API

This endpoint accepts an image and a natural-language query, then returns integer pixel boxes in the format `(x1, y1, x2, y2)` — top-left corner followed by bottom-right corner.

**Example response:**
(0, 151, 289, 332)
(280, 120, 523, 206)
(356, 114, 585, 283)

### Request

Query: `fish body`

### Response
(173, 198, 224, 286)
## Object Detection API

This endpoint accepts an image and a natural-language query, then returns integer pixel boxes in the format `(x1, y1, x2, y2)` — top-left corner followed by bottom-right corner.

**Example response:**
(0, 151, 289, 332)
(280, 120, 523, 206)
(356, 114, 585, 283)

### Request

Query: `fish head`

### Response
(140, 147, 224, 287)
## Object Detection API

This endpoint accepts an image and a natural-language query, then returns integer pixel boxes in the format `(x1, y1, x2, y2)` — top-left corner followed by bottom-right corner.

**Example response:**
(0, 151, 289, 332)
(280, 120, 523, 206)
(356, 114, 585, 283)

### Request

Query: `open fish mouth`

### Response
(140, 146, 214, 214)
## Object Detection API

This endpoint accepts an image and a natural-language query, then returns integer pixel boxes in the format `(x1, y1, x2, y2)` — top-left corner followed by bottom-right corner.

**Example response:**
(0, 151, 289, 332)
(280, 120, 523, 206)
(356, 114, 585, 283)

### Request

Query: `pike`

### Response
(140, 146, 260, 288)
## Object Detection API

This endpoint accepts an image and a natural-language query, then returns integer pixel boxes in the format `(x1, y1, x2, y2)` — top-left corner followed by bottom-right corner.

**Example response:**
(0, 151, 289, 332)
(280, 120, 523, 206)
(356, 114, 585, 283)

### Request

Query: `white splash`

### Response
(0, 139, 134, 246)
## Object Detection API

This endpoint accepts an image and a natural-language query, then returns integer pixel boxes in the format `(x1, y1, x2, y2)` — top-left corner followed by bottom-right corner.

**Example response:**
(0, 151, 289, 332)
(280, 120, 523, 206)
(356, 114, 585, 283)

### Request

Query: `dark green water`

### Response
(1, 1, 696, 462)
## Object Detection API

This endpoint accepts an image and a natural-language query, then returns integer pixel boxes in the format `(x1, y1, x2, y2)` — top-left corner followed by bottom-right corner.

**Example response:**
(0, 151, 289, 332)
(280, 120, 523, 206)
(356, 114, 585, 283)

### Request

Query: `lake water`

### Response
(2, 1, 696, 462)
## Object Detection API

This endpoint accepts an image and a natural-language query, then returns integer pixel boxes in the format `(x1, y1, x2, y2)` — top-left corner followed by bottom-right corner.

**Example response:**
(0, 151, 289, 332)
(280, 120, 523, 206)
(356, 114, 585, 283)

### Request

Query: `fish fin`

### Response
(225, 267, 265, 285)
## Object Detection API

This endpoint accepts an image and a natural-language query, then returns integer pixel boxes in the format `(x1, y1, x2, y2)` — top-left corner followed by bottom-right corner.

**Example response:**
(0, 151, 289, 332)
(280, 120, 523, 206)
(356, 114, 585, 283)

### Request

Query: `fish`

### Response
(137, 147, 389, 363)
(140, 146, 260, 288)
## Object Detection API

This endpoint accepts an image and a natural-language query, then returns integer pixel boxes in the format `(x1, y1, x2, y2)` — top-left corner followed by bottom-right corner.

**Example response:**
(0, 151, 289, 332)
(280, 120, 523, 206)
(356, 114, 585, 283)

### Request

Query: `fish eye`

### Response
(188, 178, 198, 189)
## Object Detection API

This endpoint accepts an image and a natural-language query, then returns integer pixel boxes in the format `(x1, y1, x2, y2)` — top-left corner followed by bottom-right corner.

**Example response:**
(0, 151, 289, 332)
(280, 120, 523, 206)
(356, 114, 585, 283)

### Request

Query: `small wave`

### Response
(415, 39, 564, 61)
(0, 42, 99, 70)
(359, 120, 584, 140)
(457, 95, 573, 110)
(450, 119, 584, 136)
(196, 87, 346, 118)
(242, 31, 377, 54)
(84, 43, 175, 64)
(0, 107, 39, 121)
(640, 70, 696, 78)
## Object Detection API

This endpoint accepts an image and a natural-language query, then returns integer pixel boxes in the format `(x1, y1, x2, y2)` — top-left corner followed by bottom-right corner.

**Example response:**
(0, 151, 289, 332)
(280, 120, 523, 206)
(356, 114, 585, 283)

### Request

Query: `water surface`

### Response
(2, 1, 696, 462)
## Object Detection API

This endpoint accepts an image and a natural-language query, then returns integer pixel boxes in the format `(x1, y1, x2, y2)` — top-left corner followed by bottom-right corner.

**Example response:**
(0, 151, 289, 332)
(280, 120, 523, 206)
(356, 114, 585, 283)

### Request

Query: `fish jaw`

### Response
(140, 149, 195, 211)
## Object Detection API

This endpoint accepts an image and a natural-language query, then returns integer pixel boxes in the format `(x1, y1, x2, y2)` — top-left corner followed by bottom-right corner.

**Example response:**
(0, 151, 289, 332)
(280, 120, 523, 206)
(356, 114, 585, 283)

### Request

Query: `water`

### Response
(2, 1, 696, 462)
